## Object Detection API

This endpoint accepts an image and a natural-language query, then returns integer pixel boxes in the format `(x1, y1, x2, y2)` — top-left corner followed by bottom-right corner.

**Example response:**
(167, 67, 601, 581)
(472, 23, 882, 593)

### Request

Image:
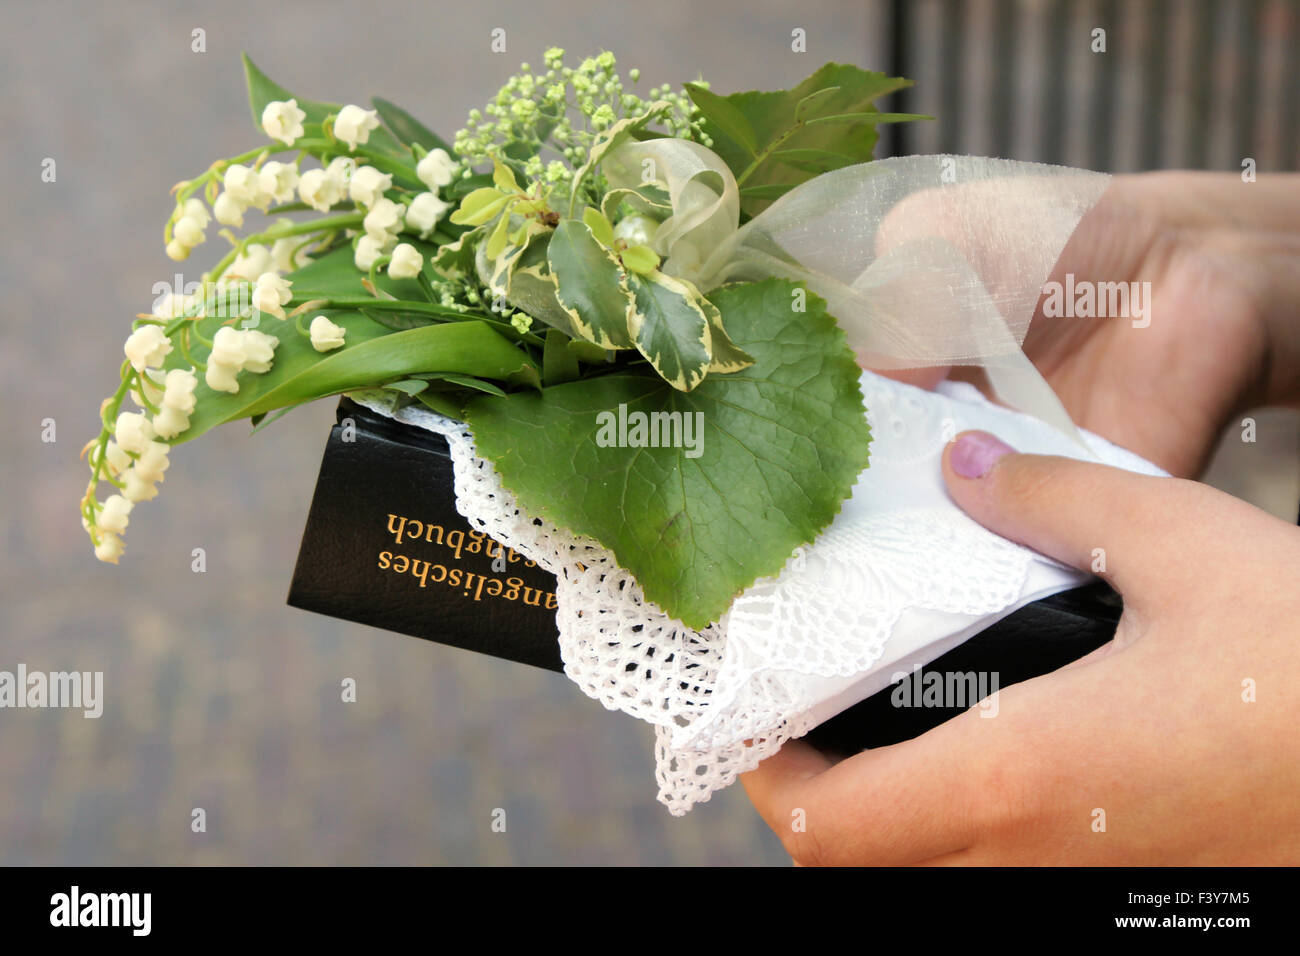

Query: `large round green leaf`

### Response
(462, 278, 870, 629)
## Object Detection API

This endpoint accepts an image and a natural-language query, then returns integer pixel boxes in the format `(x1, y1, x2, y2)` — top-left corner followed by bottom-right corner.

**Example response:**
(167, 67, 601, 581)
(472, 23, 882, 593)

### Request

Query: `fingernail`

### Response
(949, 431, 1016, 479)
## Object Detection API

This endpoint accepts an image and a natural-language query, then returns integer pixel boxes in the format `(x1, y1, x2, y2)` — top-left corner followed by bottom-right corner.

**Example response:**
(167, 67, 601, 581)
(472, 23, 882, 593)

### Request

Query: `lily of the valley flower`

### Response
(231, 243, 273, 280)
(309, 315, 347, 352)
(363, 197, 405, 241)
(298, 157, 354, 211)
(348, 165, 392, 208)
(152, 368, 199, 439)
(261, 98, 306, 146)
(97, 494, 133, 535)
(258, 161, 300, 204)
(114, 411, 155, 455)
(123, 325, 173, 372)
(152, 292, 195, 320)
(94, 534, 125, 564)
(99, 440, 132, 478)
(416, 148, 456, 190)
(252, 272, 293, 320)
(405, 192, 450, 238)
(223, 164, 270, 208)
(387, 242, 423, 280)
(205, 327, 280, 394)
(334, 105, 379, 150)
(121, 439, 170, 503)
(130, 368, 166, 410)
(213, 190, 246, 227)
(354, 233, 394, 271)
(166, 198, 213, 260)
(239, 329, 278, 373)
(215, 163, 277, 229)
(270, 236, 310, 273)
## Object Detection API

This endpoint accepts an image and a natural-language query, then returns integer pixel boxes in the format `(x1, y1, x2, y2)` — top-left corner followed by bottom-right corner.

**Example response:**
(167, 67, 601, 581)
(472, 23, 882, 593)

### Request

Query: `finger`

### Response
(741, 717, 990, 866)
(941, 430, 1218, 601)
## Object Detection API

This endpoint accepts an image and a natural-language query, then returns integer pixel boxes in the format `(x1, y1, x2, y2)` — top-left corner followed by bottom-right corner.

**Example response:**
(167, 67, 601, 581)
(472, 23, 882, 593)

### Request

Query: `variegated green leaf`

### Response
(626, 270, 712, 392)
(581, 207, 616, 247)
(568, 101, 670, 215)
(431, 225, 483, 279)
(699, 295, 755, 373)
(546, 220, 636, 350)
(502, 238, 577, 337)
(485, 218, 554, 299)
(600, 182, 672, 222)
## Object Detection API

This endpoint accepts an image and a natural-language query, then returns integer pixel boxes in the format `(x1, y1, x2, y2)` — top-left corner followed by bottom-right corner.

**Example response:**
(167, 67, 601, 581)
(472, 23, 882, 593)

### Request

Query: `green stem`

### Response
(417, 272, 438, 302)
(734, 123, 802, 188)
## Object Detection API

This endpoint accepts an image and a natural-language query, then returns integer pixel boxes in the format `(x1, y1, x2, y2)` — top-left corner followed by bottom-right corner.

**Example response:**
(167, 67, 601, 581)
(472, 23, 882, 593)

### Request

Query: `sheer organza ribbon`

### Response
(602, 144, 1112, 445)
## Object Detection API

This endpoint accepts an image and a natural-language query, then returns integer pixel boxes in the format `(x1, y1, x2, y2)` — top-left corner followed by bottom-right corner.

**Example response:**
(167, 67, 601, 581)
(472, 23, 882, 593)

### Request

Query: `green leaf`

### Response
(492, 156, 520, 192)
(249, 405, 299, 435)
(542, 329, 580, 385)
(600, 182, 672, 221)
(581, 207, 615, 248)
(385, 379, 430, 396)
(626, 271, 712, 392)
(568, 101, 670, 215)
(699, 296, 754, 373)
(171, 319, 535, 445)
(566, 340, 612, 364)
(546, 220, 636, 350)
(360, 307, 437, 331)
(688, 62, 921, 217)
(371, 96, 454, 154)
(241, 55, 410, 165)
(416, 372, 508, 397)
(451, 188, 511, 226)
(461, 278, 870, 629)
(414, 390, 468, 419)
(682, 82, 759, 155)
(619, 244, 660, 275)
(485, 206, 514, 259)
(431, 226, 483, 278)
(770, 147, 859, 173)
(738, 183, 795, 200)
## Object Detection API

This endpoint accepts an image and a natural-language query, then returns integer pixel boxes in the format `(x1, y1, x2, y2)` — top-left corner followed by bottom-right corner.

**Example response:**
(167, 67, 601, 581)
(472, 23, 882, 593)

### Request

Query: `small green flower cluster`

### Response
(451, 49, 705, 193)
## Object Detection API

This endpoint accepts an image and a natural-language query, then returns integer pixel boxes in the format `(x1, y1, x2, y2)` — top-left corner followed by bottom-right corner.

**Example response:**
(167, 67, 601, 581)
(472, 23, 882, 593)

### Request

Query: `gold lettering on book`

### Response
(386, 513, 535, 566)
(379, 512, 554, 609)
(377, 551, 557, 608)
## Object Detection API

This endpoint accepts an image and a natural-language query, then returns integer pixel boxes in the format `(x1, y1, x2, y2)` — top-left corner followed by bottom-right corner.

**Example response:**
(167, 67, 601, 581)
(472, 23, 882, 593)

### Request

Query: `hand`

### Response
(1020, 171, 1300, 477)
(742, 431, 1300, 865)
(874, 171, 1300, 477)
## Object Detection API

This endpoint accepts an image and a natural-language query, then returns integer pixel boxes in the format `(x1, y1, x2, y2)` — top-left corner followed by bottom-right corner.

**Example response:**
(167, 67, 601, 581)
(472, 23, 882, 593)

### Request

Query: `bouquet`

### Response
(80, 50, 926, 630)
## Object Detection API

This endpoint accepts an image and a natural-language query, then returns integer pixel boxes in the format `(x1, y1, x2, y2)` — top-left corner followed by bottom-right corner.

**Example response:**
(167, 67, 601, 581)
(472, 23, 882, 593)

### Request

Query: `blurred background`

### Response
(1, 0, 1296, 865)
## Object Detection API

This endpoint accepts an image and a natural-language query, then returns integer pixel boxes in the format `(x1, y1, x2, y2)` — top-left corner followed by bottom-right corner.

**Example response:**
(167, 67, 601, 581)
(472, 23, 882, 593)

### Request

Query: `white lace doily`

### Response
(354, 370, 1164, 815)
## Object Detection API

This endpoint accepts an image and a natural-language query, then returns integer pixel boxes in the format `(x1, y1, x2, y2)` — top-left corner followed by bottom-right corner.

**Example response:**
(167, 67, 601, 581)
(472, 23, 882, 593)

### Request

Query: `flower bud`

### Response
(124, 325, 173, 372)
(405, 192, 450, 239)
(114, 411, 155, 455)
(416, 148, 456, 190)
(98, 494, 133, 535)
(261, 98, 306, 146)
(348, 166, 392, 208)
(387, 243, 423, 280)
(309, 316, 347, 352)
(334, 104, 379, 150)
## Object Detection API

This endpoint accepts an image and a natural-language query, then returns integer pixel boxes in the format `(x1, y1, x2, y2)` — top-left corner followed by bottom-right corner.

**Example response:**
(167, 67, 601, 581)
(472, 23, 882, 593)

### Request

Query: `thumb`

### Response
(941, 430, 1209, 602)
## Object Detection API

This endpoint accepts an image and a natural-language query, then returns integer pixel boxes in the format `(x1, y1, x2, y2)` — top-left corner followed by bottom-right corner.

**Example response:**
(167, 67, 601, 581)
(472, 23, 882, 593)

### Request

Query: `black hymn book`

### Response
(288, 398, 1124, 753)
